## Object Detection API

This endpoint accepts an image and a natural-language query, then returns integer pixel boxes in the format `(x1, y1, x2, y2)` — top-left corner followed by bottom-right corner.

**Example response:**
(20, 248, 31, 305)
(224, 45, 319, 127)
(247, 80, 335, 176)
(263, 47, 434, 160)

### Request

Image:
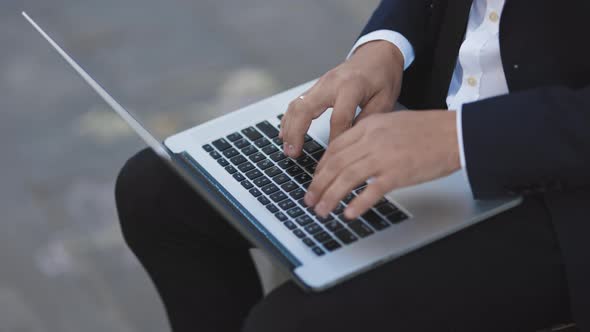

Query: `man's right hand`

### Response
(279, 40, 405, 158)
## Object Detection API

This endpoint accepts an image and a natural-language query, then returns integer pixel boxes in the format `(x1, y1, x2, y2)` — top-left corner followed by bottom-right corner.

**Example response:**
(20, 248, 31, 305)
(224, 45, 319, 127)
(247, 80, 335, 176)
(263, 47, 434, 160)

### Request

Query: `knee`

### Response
(115, 148, 171, 251)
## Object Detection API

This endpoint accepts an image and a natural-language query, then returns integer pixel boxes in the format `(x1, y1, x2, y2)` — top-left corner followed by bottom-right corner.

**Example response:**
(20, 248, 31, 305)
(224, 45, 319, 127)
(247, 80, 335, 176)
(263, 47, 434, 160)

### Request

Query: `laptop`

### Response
(23, 12, 522, 291)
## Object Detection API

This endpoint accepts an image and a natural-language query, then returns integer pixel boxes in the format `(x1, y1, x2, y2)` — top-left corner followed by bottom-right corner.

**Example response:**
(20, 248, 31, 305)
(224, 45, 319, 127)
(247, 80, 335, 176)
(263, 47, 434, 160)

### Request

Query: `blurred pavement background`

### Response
(0, 0, 377, 330)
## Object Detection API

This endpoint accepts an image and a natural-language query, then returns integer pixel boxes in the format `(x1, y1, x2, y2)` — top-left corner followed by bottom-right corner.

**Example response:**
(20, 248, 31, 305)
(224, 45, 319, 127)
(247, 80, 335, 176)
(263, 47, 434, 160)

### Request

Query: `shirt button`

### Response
(467, 77, 478, 87)
(489, 11, 499, 22)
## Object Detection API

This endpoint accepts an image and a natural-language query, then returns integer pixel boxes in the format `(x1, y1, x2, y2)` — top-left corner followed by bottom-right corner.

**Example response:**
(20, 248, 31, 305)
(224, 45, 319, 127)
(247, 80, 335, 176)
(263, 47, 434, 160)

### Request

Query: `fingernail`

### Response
(315, 201, 327, 216)
(345, 207, 357, 219)
(304, 192, 316, 206)
(288, 144, 295, 155)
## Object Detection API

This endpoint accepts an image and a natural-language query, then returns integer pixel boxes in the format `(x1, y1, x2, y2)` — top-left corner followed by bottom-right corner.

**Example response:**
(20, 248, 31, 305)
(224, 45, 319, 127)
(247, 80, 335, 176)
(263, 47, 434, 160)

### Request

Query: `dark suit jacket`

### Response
(361, 0, 590, 329)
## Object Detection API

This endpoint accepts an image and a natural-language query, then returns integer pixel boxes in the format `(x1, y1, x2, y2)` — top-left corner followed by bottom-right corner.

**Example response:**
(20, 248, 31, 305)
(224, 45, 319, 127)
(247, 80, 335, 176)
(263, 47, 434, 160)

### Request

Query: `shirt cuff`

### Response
(454, 106, 474, 194)
(347, 30, 415, 70)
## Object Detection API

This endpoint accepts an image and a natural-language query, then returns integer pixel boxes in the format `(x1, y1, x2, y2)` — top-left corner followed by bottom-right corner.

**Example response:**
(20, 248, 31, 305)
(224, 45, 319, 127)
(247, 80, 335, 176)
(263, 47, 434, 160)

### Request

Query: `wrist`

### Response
(351, 40, 404, 74)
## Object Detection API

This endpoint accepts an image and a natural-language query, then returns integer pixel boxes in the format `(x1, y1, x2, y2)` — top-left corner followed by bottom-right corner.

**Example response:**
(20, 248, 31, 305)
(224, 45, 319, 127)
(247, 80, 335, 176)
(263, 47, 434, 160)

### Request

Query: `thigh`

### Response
(244, 196, 571, 332)
(116, 148, 252, 254)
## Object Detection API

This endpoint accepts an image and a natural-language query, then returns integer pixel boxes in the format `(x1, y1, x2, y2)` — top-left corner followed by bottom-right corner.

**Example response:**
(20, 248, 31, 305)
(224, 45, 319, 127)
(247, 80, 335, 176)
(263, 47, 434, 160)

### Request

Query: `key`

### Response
(303, 141, 323, 154)
(314, 231, 332, 243)
(242, 127, 263, 141)
(297, 198, 308, 208)
(227, 132, 242, 142)
(296, 155, 315, 167)
(234, 139, 250, 149)
(286, 165, 304, 176)
(302, 181, 311, 189)
(304, 134, 313, 142)
(290, 188, 306, 200)
(245, 169, 263, 180)
(293, 173, 312, 184)
(284, 221, 297, 230)
(302, 238, 315, 247)
(316, 214, 334, 223)
(348, 220, 374, 238)
(387, 211, 408, 224)
(311, 149, 325, 161)
(323, 240, 342, 251)
(261, 184, 279, 195)
(324, 220, 344, 233)
(287, 207, 305, 218)
(202, 144, 213, 152)
(238, 162, 255, 173)
(249, 188, 262, 197)
(254, 137, 271, 148)
(261, 145, 279, 155)
(272, 173, 290, 185)
(362, 211, 390, 231)
(277, 159, 296, 169)
(293, 229, 306, 238)
(217, 158, 229, 167)
(342, 192, 355, 204)
(258, 196, 270, 205)
(312, 247, 325, 256)
(222, 148, 239, 159)
(266, 204, 279, 213)
(269, 191, 288, 203)
(281, 181, 298, 192)
(295, 215, 314, 226)
(256, 121, 280, 138)
(233, 173, 245, 182)
(304, 223, 322, 235)
(212, 138, 231, 151)
(274, 212, 288, 222)
(225, 165, 237, 174)
(241, 180, 253, 190)
(376, 202, 398, 215)
(230, 155, 246, 165)
(210, 151, 221, 159)
(241, 145, 258, 156)
(277, 114, 284, 120)
(249, 152, 266, 163)
(279, 199, 296, 211)
(305, 164, 317, 174)
(333, 203, 345, 215)
(253, 176, 271, 188)
(264, 166, 282, 177)
(257, 159, 274, 170)
(272, 137, 283, 146)
(270, 151, 287, 162)
(337, 214, 355, 224)
(334, 229, 358, 244)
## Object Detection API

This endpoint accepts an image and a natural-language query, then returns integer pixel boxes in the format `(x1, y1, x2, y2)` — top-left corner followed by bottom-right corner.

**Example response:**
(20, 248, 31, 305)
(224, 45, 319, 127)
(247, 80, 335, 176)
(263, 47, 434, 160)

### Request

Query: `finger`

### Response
(328, 84, 364, 143)
(313, 159, 376, 217)
(354, 94, 391, 124)
(315, 123, 365, 175)
(282, 89, 329, 158)
(344, 180, 389, 219)
(280, 86, 314, 139)
(305, 137, 367, 207)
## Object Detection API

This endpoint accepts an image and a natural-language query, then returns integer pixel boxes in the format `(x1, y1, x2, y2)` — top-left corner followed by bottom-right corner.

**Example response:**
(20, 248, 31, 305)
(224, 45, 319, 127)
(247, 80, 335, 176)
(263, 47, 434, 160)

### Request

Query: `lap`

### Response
(245, 197, 571, 332)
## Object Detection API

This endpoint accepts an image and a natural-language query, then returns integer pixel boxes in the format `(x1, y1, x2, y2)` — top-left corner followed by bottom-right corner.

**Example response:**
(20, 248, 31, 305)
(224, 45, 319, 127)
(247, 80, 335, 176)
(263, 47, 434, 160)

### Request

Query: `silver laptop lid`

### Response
(22, 11, 171, 161)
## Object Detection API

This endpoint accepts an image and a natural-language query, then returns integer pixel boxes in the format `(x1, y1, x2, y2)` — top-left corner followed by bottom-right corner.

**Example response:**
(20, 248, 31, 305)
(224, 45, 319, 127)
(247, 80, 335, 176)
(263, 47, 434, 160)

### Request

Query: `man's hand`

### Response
(304, 111, 462, 219)
(279, 41, 405, 158)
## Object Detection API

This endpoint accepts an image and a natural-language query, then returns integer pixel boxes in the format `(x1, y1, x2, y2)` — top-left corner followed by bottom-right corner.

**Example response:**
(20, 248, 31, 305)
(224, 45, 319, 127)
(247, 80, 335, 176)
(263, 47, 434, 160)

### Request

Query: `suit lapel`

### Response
(425, 0, 474, 108)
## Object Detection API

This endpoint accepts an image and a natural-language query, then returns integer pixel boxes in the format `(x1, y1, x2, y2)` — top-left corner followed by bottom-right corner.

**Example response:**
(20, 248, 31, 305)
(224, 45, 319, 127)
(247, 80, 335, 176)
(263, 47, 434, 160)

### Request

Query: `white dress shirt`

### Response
(350, 0, 510, 187)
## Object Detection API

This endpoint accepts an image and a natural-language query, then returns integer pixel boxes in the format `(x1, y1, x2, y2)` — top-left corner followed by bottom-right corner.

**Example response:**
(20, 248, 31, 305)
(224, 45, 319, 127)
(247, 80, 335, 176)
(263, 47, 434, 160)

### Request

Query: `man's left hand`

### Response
(304, 110, 462, 219)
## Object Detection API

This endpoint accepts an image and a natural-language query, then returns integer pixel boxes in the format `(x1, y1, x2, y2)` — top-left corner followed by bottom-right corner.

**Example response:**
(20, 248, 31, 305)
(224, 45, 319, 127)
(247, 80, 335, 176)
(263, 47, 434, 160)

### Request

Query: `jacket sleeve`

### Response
(461, 85, 590, 199)
(360, 0, 431, 55)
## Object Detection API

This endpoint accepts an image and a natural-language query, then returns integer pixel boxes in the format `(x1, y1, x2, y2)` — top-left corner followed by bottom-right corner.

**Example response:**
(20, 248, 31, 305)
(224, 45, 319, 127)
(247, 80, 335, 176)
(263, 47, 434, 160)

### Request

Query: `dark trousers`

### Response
(115, 149, 572, 332)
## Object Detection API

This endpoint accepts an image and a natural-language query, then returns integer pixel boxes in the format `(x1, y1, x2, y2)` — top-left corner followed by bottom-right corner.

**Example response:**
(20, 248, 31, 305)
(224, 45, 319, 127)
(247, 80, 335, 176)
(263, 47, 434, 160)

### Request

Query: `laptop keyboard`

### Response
(202, 115, 408, 257)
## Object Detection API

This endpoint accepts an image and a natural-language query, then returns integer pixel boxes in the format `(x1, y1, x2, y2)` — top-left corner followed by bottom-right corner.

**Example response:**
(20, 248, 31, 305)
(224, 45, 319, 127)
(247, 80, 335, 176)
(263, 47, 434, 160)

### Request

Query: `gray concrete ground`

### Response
(0, 0, 377, 331)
